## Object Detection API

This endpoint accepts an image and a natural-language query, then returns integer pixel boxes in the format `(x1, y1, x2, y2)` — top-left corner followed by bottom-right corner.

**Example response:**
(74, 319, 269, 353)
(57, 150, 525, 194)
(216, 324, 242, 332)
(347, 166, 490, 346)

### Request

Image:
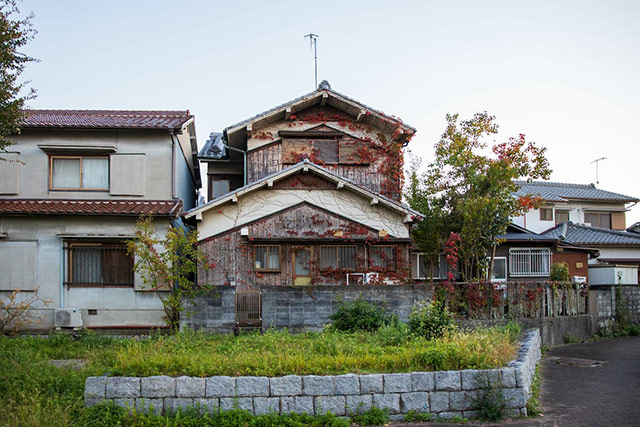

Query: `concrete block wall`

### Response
(181, 286, 236, 333)
(591, 285, 640, 329)
(85, 329, 541, 420)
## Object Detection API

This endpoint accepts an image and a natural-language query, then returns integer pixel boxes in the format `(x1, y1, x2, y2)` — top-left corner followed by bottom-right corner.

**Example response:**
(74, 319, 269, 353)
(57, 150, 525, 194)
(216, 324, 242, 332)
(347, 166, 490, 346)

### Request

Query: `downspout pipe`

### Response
(60, 240, 64, 308)
(170, 131, 177, 199)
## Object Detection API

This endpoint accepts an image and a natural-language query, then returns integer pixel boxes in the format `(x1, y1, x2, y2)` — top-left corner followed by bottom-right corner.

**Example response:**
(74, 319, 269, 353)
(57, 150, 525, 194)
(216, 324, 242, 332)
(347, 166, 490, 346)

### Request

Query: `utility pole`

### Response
(591, 157, 607, 187)
(304, 33, 319, 89)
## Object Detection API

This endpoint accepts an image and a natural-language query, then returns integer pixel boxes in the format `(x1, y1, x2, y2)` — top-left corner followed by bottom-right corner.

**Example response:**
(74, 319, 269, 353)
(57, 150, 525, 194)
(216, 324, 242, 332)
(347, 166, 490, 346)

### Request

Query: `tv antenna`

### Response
(590, 157, 607, 187)
(304, 33, 319, 89)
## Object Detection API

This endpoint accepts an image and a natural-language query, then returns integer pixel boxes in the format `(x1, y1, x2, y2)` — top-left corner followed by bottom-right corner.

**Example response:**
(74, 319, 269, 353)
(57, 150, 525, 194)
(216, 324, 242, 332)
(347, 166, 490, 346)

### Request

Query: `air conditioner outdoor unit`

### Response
(54, 308, 83, 328)
(573, 276, 587, 284)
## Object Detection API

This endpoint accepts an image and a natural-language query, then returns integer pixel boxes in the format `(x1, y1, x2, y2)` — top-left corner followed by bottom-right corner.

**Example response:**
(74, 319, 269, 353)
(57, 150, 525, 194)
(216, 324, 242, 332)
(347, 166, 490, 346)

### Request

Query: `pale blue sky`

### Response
(21, 0, 640, 223)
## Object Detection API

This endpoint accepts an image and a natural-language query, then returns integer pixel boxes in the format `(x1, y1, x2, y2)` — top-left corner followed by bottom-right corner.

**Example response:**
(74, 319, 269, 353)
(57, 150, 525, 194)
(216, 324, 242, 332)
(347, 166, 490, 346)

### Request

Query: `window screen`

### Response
(370, 246, 395, 271)
(320, 246, 356, 269)
(254, 246, 280, 271)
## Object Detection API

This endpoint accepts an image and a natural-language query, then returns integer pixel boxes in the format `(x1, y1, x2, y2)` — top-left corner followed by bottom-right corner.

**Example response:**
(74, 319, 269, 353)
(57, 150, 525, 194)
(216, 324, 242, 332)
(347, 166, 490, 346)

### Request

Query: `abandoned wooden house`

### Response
(186, 81, 424, 290)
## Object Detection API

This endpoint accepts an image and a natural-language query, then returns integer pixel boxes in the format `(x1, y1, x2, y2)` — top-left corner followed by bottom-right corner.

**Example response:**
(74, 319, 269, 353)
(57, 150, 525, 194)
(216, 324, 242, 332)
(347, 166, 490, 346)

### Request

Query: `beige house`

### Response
(0, 110, 200, 329)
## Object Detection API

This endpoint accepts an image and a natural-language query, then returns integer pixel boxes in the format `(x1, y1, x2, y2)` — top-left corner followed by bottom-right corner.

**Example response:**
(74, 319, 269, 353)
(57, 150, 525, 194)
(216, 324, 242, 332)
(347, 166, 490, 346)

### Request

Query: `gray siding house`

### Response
(0, 110, 201, 329)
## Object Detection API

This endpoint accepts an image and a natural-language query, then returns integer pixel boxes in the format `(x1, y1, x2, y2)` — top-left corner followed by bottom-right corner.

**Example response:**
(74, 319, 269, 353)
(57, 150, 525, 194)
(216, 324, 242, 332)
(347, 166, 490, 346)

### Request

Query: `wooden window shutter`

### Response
(314, 139, 339, 164)
(282, 139, 312, 164)
(611, 212, 626, 230)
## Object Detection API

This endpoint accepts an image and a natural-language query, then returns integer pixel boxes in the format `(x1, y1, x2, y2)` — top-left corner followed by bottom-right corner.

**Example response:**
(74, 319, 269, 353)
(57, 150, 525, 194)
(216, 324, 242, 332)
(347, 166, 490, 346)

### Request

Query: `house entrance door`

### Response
(292, 247, 312, 285)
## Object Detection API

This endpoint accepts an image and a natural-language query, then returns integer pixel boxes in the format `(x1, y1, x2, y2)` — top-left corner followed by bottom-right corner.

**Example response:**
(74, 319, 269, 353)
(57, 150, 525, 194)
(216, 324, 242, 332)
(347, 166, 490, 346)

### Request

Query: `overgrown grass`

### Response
(0, 324, 520, 426)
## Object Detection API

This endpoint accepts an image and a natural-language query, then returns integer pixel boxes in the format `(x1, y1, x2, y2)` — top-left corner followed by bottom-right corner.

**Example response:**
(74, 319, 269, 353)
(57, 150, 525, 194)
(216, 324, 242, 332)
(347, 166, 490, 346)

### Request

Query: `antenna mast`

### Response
(304, 33, 319, 89)
(590, 157, 607, 187)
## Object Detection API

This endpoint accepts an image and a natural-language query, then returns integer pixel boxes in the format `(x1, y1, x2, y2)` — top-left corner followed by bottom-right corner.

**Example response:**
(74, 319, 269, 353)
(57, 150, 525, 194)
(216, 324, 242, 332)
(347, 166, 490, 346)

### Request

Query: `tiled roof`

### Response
(22, 110, 193, 130)
(543, 222, 640, 246)
(0, 199, 182, 217)
(514, 180, 638, 203)
(198, 132, 226, 160)
(497, 232, 558, 242)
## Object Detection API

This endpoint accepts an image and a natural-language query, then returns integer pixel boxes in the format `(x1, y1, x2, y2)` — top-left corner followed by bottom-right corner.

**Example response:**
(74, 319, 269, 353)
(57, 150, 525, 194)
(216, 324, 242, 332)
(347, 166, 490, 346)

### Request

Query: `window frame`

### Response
(539, 207, 553, 221)
(319, 245, 357, 271)
(508, 248, 551, 277)
(555, 210, 570, 225)
(584, 212, 612, 229)
(369, 245, 396, 272)
(65, 240, 134, 287)
(49, 155, 110, 191)
(254, 245, 281, 272)
(412, 252, 440, 280)
(486, 256, 507, 282)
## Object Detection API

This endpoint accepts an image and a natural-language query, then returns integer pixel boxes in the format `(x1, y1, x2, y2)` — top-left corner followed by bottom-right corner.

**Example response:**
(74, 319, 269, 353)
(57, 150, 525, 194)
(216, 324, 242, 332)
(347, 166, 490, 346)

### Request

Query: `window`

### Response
(509, 248, 551, 277)
(254, 245, 280, 271)
(539, 207, 553, 221)
(412, 253, 440, 280)
(65, 241, 133, 286)
(50, 156, 109, 190)
(370, 246, 395, 271)
(211, 179, 230, 199)
(488, 257, 507, 281)
(585, 212, 611, 229)
(555, 210, 570, 225)
(320, 245, 356, 270)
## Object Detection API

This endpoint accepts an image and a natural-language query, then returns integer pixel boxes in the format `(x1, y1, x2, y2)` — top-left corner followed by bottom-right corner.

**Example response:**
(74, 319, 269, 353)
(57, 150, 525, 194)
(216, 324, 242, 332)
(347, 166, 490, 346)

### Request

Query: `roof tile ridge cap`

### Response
(574, 222, 640, 238)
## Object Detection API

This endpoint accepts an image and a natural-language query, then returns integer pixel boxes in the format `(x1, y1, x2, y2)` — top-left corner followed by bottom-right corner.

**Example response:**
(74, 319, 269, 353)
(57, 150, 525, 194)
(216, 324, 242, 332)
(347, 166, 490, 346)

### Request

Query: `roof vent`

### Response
(318, 80, 331, 90)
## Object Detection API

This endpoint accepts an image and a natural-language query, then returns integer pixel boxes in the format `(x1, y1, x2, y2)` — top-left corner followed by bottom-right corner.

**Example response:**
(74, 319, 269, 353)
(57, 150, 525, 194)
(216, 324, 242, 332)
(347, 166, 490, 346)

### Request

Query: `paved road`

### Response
(398, 336, 640, 427)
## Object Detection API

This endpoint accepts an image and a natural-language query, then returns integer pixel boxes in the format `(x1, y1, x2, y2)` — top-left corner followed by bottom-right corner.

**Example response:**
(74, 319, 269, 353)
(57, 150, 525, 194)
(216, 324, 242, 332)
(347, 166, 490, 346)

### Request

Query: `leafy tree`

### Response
(126, 216, 210, 329)
(0, 0, 36, 153)
(410, 112, 550, 281)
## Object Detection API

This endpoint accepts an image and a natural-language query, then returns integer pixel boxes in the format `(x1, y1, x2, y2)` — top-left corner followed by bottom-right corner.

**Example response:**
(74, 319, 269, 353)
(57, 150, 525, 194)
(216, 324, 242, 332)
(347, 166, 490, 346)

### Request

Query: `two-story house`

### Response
(187, 82, 423, 291)
(0, 110, 201, 329)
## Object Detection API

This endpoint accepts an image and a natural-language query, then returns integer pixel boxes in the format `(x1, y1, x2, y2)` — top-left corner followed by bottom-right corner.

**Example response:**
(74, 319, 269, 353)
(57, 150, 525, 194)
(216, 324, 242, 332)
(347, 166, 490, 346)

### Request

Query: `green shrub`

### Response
(473, 382, 508, 421)
(329, 299, 391, 333)
(549, 262, 570, 282)
(374, 321, 410, 347)
(350, 406, 389, 426)
(408, 300, 455, 340)
(404, 410, 432, 422)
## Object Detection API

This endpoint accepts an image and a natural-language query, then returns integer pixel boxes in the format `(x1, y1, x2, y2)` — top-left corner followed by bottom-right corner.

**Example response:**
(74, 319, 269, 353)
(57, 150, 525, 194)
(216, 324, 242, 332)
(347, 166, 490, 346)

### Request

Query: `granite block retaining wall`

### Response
(84, 329, 541, 420)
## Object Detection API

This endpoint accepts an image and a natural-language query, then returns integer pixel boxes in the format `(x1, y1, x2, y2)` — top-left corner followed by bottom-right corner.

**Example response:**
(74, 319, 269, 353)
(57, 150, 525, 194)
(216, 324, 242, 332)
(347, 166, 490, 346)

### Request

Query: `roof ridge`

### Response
(514, 180, 593, 188)
(569, 222, 640, 239)
(25, 109, 190, 116)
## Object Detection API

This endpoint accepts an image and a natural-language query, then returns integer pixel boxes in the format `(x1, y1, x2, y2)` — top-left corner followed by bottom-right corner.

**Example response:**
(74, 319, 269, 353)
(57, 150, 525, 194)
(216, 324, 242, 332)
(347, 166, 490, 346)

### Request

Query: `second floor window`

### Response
(540, 207, 553, 221)
(584, 212, 611, 229)
(555, 210, 570, 225)
(50, 156, 109, 190)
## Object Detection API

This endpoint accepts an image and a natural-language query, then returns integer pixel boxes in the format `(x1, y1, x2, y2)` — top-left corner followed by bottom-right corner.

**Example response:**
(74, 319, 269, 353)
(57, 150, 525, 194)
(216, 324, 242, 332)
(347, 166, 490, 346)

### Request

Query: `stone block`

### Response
(383, 373, 412, 393)
(270, 375, 302, 396)
(193, 398, 219, 415)
(106, 377, 140, 398)
(253, 397, 280, 415)
(164, 398, 193, 414)
(461, 370, 487, 390)
(176, 376, 205, 398)
(372, 393, 401, 414)
(500, 368, 517, 388)
(400, 392, 429, 413)
(220, 397, 254, 412)
(449, 391, 477, 411)
(141, 376, 175, 398)
(135, 398, 163, 415)
(236, 376, 269, 397)
(84, 398, 101, 407)
(411, 372, 435, 392)
(346, 394, 372, 414)
(314, 395, 346, 416)
(463, 410, 479, 419)
(85, 377, 107, 398)
(435, 371, 461, 391)
(113, 398, 135, 411)
(360, 374, 383, 394)
(281, 396, 314, 415)
(303, 375, 336, 396)
(206, 376, 236, 397)
(437, 411, 462, 420)
(486, 369, 501, 387)
(502, 388, 527, 408)
(335, 374, 359, 395)
(430, 391, 449, 413)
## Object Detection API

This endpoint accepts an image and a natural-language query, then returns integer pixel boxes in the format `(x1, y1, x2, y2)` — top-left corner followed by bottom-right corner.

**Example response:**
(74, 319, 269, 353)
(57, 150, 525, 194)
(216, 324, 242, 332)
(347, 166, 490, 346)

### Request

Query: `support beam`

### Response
(284, 107, 292, 120)
(404, 214, 413, 223)
(246, 124, 252, 136)
(231, 195, 238, 203)
(320, 93, 328, 106)
(303, 166, 309, 173)
(267, 180, 274, 188)
(356, 110, 366, 122)
(195, 212, 203, 221)
(336, 182, 344, 189)
(370, 197, 379, 206)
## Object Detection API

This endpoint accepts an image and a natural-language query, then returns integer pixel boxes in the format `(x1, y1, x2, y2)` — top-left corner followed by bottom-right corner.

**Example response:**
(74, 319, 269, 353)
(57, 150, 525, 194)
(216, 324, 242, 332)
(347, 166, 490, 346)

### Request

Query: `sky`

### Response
(19, 0, 640, 224)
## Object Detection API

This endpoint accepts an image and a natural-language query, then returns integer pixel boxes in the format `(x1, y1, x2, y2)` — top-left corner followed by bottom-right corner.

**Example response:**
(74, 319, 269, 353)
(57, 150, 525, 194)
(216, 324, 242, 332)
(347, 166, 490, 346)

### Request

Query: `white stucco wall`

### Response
(197, 188, 410, 240)
(0, 215, 168, 329)
(513, 201, 628, 233)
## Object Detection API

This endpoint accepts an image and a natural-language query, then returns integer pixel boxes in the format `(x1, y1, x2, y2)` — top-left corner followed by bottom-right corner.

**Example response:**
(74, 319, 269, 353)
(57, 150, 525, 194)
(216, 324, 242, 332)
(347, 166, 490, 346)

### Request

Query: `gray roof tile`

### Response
(543, 222, 640, 246)
(514, 181, 638, 203)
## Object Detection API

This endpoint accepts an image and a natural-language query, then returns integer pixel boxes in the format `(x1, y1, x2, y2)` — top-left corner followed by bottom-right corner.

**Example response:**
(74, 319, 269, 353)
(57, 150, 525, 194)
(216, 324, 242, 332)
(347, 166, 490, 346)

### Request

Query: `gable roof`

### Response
(224, 81, 416, 145)
(542, 222, 640, 246)
(185, 159, 424, 221)
(0, 199, 183, 218)
(22, 110, 194, 131)
(514, 180, 638, 203)
(198, 132, 226, 160)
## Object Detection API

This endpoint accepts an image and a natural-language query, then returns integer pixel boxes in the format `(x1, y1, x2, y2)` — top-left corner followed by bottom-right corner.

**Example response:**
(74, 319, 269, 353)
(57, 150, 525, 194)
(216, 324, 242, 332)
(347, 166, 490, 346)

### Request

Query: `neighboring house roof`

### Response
(0, 199, 183, 218)
(185, 159, 424, 221)
(627, 222, 640, 234)
(198, 132, 226, 160)
(224, 81, 416, 144)
(514, 180, 639, 203)
(543, 222, 640, 246)
(498, 232, 558, 242)
(22, 110, 194, 131)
